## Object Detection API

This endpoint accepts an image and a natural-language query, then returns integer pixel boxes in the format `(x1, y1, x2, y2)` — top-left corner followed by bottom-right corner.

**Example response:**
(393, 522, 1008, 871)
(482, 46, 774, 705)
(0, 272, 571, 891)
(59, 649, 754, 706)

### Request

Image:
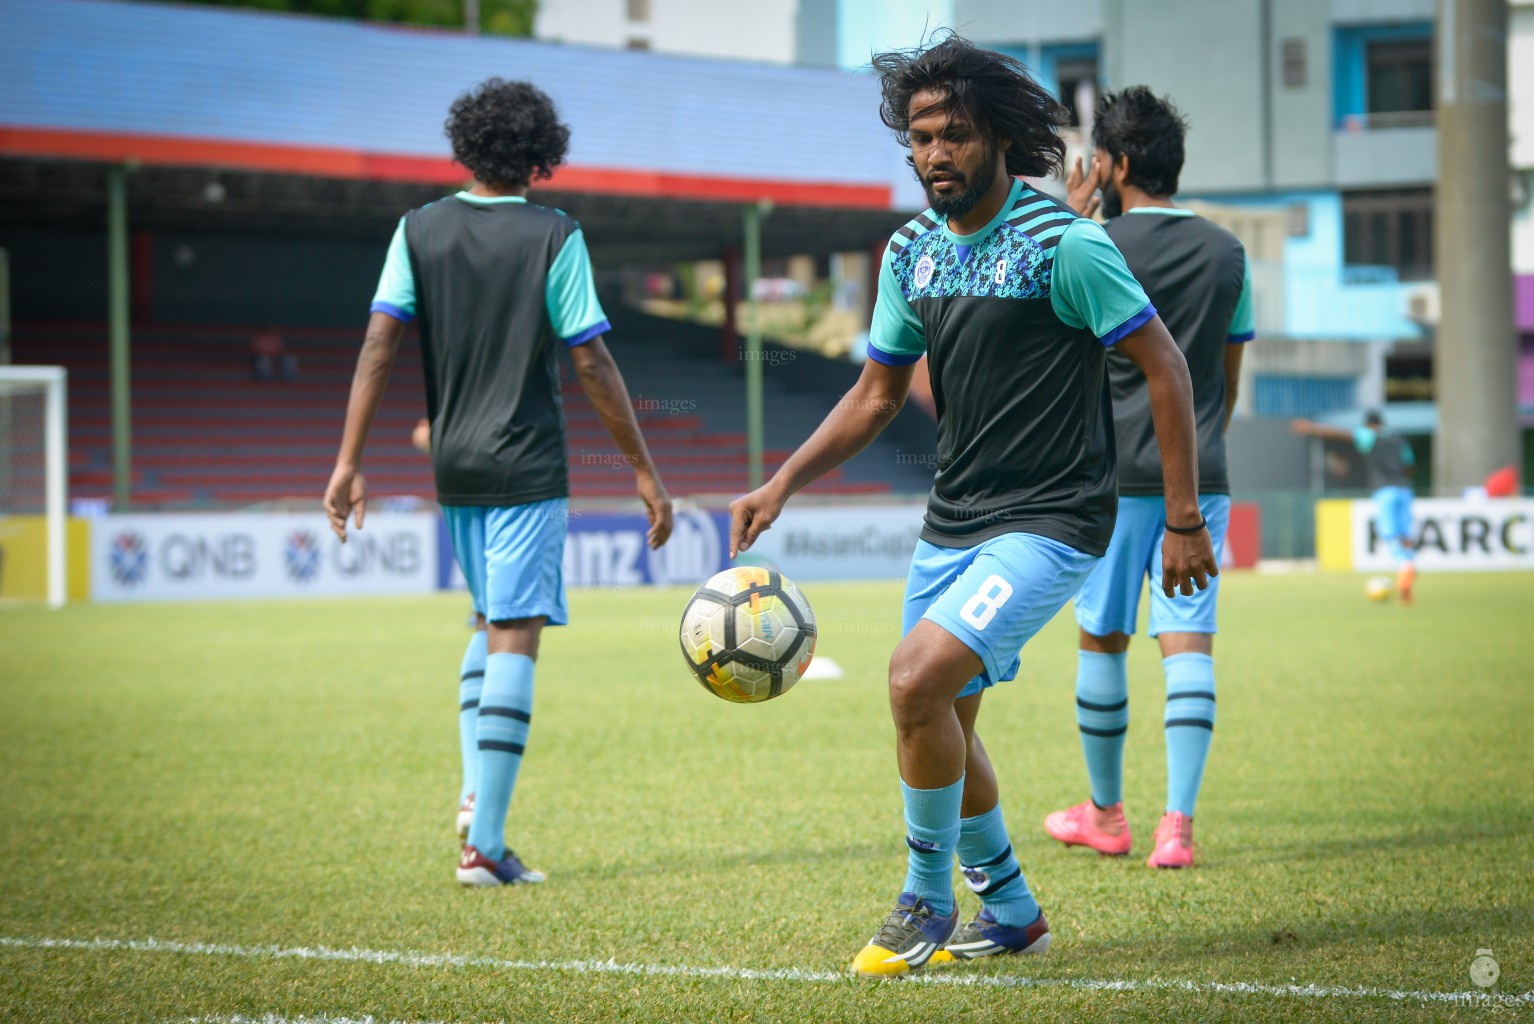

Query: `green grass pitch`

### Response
(1, 571, 1531, 1022)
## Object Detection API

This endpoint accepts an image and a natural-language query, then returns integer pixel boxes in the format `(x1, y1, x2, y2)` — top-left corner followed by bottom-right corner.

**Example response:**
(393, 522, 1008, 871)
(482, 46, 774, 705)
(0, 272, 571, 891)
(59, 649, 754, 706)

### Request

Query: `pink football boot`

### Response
(1146, 811, 1195, 869)
(1043, 800, 1132, 857)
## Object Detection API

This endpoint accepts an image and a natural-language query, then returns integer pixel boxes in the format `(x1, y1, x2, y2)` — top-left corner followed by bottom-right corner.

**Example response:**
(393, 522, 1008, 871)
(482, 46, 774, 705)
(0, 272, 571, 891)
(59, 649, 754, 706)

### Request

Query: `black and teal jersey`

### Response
(869, 178, 1155, 556)
(1103, 208, 1253, 497)
(1352, 426, 1415, 488)
(371, 192, 610, 507)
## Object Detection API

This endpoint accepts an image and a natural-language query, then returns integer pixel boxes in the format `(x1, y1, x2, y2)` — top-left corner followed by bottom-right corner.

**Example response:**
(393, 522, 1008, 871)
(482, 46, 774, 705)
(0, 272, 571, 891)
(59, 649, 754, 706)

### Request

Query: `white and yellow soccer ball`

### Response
(1365, 576, 1394, 602)
(678, 567, 817, 703)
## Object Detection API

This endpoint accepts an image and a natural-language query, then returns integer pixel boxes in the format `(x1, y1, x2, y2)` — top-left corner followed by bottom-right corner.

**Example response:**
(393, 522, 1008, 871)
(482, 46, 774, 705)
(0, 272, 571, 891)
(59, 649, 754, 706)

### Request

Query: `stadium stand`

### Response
(11, 313, 935, 509)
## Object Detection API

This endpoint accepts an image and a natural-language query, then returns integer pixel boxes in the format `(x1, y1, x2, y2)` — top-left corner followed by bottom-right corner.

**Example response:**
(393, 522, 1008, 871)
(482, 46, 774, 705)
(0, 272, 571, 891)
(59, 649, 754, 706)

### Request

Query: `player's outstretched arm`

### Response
(1116, 316, 1218, 597)
(325, 311, 406, 542)
(1290, 418, 1352, 442)
(569, 336, 674, 550)
(729, 359, 914, 558)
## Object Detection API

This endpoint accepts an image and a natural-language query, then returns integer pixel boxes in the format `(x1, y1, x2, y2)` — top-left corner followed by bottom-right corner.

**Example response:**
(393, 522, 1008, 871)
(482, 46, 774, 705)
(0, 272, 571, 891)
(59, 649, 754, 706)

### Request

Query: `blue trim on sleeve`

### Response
(370, 300, 413, 324)
(867, 344, 923, 367)
(1099, 303, 1157, 347)
(563, 318, 610, 347)
(1227, 329, 1256, 344)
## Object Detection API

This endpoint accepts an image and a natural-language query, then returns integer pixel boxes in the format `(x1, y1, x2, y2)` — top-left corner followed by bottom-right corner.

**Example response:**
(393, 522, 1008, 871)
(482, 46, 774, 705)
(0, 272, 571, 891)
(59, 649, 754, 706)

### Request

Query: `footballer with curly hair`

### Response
(326, 78, 673, 887)
(730, 36, 1215, 974)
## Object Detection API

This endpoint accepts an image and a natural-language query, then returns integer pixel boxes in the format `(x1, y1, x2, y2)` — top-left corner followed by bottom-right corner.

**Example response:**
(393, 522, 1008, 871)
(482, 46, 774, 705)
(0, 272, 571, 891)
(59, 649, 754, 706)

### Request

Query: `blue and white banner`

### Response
(437, 506, 731, 590)
(91, 513, 439, 602)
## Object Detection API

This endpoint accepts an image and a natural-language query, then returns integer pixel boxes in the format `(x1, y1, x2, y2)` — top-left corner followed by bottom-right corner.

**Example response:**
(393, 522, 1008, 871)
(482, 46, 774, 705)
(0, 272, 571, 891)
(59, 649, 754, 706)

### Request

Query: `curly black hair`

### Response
(444, 78, 570, 189)
(1091, 86, 1189, 197)
(870, 34, 1070, 179)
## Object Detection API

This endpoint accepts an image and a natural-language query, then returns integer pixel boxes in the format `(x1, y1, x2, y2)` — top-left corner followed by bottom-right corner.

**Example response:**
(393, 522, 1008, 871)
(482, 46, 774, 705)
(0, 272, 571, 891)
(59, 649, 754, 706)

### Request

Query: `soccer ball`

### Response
(1365, 576, 1393, 602)
(678, 567, 817, 703)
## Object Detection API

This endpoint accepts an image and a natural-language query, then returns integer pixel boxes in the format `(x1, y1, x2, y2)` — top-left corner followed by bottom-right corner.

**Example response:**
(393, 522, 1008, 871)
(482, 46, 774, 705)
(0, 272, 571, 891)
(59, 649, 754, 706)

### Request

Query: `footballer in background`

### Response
(1046, 87, 1253, 869)
(325, 77, 673, 887)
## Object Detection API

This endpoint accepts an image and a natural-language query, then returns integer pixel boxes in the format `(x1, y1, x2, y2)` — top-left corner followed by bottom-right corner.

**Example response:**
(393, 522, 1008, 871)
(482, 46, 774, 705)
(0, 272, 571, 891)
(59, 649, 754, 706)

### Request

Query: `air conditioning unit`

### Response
(1403, 281, 1439, 326)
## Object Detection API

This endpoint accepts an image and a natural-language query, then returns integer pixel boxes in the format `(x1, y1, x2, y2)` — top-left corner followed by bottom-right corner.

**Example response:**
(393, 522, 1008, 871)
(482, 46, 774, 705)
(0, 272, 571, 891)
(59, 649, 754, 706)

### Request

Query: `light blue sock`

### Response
(1163, 653, 1216, 817)
(956, 804, 1039, 927)
(1076, 651, 1129, 808)
(467, 652, 535, 861)
(900, 777, 963, 915)
(457, 631, 487, 804)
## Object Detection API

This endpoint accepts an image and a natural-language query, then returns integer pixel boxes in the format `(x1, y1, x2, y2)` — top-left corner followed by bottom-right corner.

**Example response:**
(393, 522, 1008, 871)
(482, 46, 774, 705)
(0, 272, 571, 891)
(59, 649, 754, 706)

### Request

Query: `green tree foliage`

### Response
(168, 0, 537, 37)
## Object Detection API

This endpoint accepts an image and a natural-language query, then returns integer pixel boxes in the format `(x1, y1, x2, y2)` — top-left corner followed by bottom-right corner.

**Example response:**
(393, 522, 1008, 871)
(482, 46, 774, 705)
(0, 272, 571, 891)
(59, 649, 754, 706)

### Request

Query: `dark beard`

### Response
(1101, 180, 1123, 219)
(920, 155, 998, 220)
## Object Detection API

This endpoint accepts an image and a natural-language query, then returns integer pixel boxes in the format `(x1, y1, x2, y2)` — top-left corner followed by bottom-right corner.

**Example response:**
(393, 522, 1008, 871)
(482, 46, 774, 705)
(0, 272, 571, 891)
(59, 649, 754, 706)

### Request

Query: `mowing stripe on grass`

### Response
(4, 935, 1530, 1009)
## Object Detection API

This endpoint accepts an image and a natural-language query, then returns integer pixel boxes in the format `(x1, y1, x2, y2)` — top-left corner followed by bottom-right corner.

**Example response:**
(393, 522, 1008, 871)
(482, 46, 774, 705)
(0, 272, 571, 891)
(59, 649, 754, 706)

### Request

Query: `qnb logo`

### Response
(109, 532, 149, 586)
(284, 530, 322, 583)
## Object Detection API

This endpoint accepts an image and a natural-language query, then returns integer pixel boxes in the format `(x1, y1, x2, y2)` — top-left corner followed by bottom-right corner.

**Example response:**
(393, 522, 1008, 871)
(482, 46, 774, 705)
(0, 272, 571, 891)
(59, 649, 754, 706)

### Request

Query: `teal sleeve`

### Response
(546, 229, 610, 346)
(867, 245, 925, 365)
(1050, 219, 1155, 345)
(370, 217, 416, 322)
(1401, 440, 1415, 466)
(1353, 427, 1377, 454)
(1229, 251, 1255, 342)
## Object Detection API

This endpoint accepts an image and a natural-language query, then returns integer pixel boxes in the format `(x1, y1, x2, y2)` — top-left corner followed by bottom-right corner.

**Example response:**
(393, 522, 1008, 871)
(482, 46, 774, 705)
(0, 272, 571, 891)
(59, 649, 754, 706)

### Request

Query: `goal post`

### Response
(0, 365, 68, 608)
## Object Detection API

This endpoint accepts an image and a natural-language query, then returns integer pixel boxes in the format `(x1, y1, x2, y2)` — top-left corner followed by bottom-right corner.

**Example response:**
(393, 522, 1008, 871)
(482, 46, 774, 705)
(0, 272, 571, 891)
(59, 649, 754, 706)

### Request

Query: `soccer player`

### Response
(324, 78, 674, 887)
(1292, 411, 1418, 601)
(1042, 88, 1254, 870)
(729, 37, 1215, 975)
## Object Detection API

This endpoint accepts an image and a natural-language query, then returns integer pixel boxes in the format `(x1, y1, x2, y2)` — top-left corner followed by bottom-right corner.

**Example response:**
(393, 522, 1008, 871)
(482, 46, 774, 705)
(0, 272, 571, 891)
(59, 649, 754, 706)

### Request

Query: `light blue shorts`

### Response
(903, 532, 1099, 699)
(443, 498, 569, 625)
(1373, 486, 1414, 542)
(1074, 494, 1229, 638)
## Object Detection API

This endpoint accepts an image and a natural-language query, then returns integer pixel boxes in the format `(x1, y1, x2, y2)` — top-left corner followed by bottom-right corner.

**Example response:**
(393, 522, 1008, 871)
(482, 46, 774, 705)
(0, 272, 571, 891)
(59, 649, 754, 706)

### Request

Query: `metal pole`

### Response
(742, 200, 772, 490)
(1433, 0, 1518, 494)
(464, 0, 479, 34)
(108, 165, 132, 511)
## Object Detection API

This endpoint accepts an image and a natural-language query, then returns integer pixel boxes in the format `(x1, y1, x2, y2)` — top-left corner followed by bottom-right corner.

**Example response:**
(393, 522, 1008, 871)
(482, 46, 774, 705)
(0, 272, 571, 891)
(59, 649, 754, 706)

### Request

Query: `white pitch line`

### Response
(3, 935, 1530, 1009)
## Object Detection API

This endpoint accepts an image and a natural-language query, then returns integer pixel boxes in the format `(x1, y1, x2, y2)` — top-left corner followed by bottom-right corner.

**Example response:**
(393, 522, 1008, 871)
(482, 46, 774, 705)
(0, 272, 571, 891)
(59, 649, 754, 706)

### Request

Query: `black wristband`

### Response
(1164, 517, 1207, 535)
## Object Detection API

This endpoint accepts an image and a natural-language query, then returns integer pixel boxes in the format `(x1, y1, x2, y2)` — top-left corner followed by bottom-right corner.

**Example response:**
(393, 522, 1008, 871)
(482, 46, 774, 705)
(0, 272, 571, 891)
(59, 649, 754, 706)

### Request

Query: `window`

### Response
(1366, 39, 1432, 124)
(1056, 56, 1098, 126)
(626, 0, 650, 22)
(624, 36, 651, 50)
(1281, 38, 1307, 88)
(1342, 189, 1434, 281)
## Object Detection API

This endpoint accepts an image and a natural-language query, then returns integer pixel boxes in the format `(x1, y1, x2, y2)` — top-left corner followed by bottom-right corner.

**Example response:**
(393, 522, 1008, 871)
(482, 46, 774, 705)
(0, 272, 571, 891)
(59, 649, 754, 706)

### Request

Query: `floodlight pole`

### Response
(742, 199, 774, 491)
(108, 164, 132, 511)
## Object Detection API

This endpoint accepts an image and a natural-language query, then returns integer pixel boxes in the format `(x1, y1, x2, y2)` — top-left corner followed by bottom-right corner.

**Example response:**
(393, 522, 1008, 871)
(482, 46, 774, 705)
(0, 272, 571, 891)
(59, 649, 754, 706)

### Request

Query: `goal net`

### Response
(0, 366, 67, 607)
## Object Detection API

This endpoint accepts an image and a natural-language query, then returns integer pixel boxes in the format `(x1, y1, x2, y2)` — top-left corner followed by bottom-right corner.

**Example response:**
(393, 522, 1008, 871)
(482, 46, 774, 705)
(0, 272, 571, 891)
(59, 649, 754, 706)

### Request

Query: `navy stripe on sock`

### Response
(460, 669, 485, 681)
(459, 699, 480, 711)
(971, 843, 1014, 870)
(1077, 696, 1128, 712)
(479, 706, 532, 723)
(1166, 691, 1215, 703)
(973, 866, 1021, 897)
(1079, 724, 1128, 737)
(479, 739, 526, 754)
(1164, 717, 1214, 731)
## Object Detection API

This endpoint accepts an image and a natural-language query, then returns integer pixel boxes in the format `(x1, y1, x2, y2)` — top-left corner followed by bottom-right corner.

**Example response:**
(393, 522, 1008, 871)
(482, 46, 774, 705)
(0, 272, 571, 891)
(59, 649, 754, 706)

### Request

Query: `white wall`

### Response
(536, 0, 797, 64)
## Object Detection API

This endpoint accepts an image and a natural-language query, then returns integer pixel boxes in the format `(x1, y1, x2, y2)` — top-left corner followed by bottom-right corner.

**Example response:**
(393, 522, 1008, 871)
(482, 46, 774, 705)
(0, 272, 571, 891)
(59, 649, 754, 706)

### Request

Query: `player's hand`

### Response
(729, 483, 785, 559)
(323, 464, 367, 543)
(637, 471, 673, 550)
(1065, 154, 1102, 219)
(1161, 526, 1219, 598)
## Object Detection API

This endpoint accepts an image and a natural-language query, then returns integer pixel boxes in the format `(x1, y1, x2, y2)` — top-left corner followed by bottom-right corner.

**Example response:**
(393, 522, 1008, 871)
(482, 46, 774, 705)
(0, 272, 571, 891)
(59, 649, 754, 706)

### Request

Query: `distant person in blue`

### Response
(1044, 87, 1255, 870)
(324, 78, 673, 888)
(1293, 411, 1417, 601)
(731, 36, 1214, 976)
